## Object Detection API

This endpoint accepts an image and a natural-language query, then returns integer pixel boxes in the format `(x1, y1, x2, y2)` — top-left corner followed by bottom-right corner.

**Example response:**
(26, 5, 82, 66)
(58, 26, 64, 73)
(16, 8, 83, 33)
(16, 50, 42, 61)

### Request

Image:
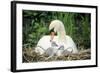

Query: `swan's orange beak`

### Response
(50, 32, 55, 41)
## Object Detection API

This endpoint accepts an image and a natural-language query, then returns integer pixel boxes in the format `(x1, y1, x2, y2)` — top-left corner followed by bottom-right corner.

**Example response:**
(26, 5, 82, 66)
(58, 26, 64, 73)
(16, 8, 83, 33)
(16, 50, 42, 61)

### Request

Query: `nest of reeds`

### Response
(22, 48, 91, 63)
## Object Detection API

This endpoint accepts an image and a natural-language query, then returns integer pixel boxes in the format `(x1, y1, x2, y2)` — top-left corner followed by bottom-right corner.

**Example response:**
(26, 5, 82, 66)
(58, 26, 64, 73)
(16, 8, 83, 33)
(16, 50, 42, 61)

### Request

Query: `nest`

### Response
(22, 48, 91, 63)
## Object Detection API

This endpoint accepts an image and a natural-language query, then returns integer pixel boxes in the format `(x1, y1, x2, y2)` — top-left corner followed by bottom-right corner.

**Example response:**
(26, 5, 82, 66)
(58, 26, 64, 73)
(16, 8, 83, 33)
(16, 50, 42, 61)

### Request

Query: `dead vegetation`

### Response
(22, 48, 91, 63)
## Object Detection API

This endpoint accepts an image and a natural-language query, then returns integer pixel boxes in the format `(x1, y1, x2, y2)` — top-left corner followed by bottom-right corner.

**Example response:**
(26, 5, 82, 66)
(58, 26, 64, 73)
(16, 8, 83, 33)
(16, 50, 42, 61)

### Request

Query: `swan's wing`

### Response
(35, 36, 51, 54)
(64, 35, 78, 53)
(37, 36, 51, 50)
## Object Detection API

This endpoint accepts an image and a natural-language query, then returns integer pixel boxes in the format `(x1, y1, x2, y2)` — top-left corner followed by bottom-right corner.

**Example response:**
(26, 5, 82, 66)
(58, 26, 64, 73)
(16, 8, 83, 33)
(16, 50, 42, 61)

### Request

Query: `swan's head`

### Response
(49, 20, 66, 42)
(49, 20, 64, 33)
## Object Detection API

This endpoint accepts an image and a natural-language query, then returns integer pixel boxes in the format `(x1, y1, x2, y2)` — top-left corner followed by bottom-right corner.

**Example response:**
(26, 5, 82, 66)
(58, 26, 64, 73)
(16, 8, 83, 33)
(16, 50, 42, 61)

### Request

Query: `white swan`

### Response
(35, 20, 78, 56)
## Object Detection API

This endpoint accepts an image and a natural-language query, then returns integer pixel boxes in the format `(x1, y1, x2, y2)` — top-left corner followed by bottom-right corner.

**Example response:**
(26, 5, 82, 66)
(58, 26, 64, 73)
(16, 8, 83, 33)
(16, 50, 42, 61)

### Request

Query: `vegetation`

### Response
(22, 10, 91, 62)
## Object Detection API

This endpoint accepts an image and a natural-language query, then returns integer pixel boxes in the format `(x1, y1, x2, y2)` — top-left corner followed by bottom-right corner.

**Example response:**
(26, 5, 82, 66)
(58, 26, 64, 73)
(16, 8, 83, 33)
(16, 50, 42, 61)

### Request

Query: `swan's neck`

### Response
(57, 31, 66, 43)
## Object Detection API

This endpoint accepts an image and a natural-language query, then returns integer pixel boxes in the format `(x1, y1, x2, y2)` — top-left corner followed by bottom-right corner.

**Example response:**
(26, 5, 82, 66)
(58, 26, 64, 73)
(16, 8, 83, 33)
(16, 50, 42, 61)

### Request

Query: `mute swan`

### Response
(35, 20, 78, 56)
